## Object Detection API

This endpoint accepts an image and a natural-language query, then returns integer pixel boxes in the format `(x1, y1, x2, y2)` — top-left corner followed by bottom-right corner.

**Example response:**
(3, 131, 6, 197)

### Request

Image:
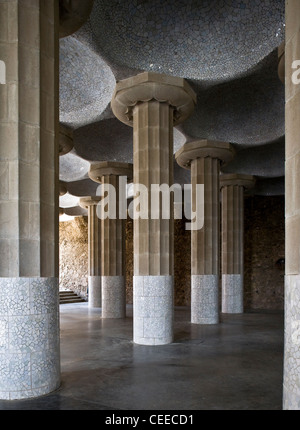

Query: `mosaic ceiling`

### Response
(59, 0, 286, 216)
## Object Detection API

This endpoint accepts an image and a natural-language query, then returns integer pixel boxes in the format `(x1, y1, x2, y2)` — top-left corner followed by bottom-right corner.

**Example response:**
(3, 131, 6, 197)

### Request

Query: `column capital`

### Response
(59, 124, 74, 156)
(220, 173, 256, 190)
(175, 139, 235, 169)
(111, 71, 197, 127)
(89, 161, 133, 183)
(79, 196, 101, 209)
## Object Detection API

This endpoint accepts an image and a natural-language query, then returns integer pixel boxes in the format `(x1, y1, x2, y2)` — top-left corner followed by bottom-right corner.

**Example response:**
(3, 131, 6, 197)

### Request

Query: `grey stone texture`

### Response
(133, 276, 174, 345)
(89, 0, 284, 81)
(59, 36, 115, 128)
(102, 276, 126, 319)
(283, 275, 300, 409)
(0, 277, 60, 400)
(88, 276, 101, 308)
(222, 274, 243, 314)
(191, 275, 219, 324)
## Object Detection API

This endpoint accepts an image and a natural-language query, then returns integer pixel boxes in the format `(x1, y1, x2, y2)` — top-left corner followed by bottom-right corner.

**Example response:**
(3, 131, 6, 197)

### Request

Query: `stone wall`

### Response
(244, 195, 285, 311)
(59, 216, 88, 297)
(174, 219, 191, 306)
(59, 195, 285, 310)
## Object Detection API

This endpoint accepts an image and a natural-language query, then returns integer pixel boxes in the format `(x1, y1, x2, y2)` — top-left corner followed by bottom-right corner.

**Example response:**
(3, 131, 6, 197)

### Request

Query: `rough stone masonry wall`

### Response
(59, 195, 284, 310)
(244, 195, 285, 311)
(59, 216, 88, 297)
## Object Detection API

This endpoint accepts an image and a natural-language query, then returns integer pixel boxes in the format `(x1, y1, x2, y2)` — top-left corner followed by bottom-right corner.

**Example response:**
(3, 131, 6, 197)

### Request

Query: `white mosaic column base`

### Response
(133, 276, 174, 346)
(222, 274, 243, 314)
(102, 276, 126, 319)
(283, 275, 300, 410)
(0, 277, 60, 400)
(88, 276, 101, 308)
(191, 275, 219, 324)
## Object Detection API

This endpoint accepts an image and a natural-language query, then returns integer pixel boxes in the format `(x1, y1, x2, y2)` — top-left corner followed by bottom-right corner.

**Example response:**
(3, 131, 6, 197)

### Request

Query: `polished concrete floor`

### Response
(0, 304, 284, 410)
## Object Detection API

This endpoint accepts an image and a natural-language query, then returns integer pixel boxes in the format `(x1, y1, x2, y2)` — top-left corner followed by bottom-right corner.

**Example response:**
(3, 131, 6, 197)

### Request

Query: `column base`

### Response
(191, 275, 219, 324)
(88, 276, 101, 308)
(102, 276, 126, 319)
(283, 275, 300, 410)
(0, 277, 60, 400)
(133, 276, 174, 345)
(222, 274, 243, 314)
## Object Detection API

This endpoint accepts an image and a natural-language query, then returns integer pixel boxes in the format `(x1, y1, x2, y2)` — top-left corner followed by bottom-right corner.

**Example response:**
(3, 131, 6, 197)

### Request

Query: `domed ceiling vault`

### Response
(59, 0, 285, 216)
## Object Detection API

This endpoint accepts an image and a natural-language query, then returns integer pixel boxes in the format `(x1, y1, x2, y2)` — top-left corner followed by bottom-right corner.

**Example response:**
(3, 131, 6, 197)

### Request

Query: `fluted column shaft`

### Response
(111, 72, 196, 345)
(191, 157, 220, 324)
(221, 185, 244, 275)
(132, 100, 175, 343)
(88, 204, 101, 276)
(221, 183, 245, 314)
(176, 140, 235, 325)
(79, 197, 102, 308)
(101, 174, 126, 319)
(88, 203, 101, 307)
(220, 174, 255, 314)
(0, 0, 60, 400)
(191, 157, 220, 276)
(133, 100, 174, 276)
(88, 161, 133, 319)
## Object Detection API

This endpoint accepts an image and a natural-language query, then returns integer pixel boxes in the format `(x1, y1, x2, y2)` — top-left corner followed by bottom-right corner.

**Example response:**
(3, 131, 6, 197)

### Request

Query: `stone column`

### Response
(0, 1, 60, 399)
(111, 72, 196, 344)
(79, 197, 102, 308)
(89, 162, 133, 318)
(220, 174, 255, 314)
(176, 140, 235, 324)
(284, 0, 300, 410)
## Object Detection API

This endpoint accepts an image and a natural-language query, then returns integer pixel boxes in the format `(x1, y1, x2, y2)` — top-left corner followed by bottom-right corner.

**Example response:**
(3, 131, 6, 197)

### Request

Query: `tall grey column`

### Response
(284, 0, 300, 410)
(79, 197, 102, 308)
(176, 140, 235, 324)
(112, 72, 196, 344)
(220, 174, 255, 314)
(89, 162, 133, 318)
(0, 0, 60, 400)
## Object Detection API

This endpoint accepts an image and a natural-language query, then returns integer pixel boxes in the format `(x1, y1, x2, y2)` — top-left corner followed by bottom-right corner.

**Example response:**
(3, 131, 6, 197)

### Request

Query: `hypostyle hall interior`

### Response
(0, 0, 298, 411)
